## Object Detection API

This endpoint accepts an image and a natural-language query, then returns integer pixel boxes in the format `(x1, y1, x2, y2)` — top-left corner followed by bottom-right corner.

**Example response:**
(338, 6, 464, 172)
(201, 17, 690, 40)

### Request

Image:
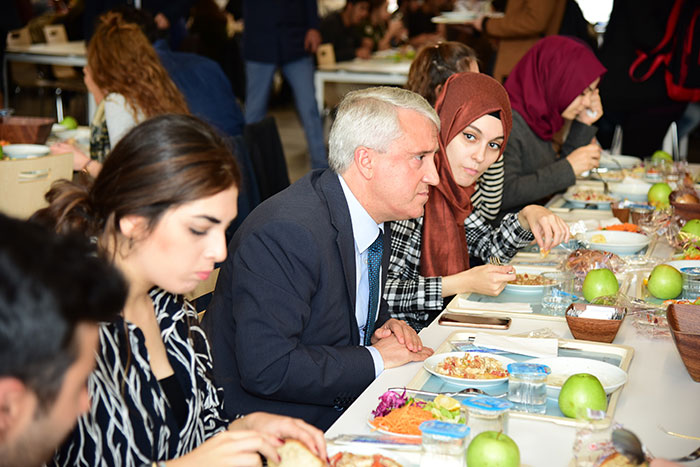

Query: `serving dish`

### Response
(582, 230, 650, 255)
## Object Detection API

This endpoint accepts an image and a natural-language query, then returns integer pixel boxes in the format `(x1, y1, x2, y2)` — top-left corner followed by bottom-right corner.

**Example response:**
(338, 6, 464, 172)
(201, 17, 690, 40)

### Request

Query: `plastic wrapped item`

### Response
(562, 249, 625, 288)
(571, 418, 617, 467)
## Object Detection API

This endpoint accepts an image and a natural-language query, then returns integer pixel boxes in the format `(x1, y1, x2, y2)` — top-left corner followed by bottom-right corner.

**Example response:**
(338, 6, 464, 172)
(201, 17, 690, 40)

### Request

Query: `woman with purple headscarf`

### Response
(500, 36, 607, 214)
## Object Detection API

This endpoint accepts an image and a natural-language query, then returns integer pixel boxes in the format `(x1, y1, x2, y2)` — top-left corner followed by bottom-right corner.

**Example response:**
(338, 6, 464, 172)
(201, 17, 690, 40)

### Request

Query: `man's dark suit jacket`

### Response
(202, 169, 391, 430)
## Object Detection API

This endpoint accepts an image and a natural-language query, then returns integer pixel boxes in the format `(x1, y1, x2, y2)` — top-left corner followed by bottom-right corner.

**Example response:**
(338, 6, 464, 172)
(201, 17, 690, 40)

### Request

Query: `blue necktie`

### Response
(364, 231, 383, 346)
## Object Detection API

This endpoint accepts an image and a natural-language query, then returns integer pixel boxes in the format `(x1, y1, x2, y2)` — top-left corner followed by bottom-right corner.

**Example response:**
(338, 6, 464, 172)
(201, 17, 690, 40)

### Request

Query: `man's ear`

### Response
(0, 378, 32, 441)
(353, 146, 374, 180)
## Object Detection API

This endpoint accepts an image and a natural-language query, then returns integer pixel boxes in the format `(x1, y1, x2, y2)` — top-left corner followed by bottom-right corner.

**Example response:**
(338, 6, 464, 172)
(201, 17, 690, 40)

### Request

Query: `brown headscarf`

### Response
(420, 72, 513, 277)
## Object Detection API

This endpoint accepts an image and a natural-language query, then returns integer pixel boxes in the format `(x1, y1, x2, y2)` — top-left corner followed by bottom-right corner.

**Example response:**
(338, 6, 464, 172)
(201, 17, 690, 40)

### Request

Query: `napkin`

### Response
(472, 332, 558, 358)
(454, 298, 533, 313)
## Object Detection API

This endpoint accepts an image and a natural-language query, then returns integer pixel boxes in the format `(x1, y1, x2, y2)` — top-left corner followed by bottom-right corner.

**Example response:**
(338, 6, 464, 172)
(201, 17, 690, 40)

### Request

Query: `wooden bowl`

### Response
(0, 116, 55, 144)
(667, 304, 700, 382)
(671, 189, 700, 221)
(565, 303, 625, 343)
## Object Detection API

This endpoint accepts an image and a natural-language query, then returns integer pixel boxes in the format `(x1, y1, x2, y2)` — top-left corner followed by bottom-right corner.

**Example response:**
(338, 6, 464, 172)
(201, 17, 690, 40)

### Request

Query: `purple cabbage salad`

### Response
(371, 388, 428, 417)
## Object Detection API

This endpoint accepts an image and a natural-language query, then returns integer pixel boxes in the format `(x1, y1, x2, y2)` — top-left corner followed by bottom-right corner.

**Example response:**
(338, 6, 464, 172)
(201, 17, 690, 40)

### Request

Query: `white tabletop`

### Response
(6, 40, 86, 57)
(326, 309, 700, 466)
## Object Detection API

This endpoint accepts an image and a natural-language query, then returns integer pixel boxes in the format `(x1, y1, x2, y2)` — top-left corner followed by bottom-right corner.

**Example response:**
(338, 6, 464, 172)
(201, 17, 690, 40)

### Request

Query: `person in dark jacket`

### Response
(242, 0, 328, 169)
(319, 0, 372, 61)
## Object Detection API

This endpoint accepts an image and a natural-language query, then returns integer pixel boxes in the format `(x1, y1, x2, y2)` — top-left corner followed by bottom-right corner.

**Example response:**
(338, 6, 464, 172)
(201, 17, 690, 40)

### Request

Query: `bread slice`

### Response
(268, 439, 326, 467)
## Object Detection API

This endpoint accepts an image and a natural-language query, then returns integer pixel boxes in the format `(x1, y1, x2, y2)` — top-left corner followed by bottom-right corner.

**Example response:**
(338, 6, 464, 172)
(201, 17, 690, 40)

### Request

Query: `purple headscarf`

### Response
(504, 36, 607, 141)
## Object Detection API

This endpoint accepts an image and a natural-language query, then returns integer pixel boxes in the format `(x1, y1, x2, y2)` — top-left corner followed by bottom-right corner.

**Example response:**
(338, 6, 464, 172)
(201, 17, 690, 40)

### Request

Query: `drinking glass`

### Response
(506, 363, 550, 414)
(541, 271, 576, 316)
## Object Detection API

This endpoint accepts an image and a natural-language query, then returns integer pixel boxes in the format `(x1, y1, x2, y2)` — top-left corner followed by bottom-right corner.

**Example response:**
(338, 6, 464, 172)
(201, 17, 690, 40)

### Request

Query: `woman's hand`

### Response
(166, 430, 280, 467)
(517, 205, 571, 251)
(443, 265, 516, 297)
(50, 141, 89, 171)
(566, 143, 601, 175)
(229, 413, 327, 462)
(576, 88, 603, 125)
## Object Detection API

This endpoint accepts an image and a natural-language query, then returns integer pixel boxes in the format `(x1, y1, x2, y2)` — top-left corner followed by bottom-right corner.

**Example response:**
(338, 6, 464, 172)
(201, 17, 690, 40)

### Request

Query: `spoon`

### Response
(613, 428, 700, 463)
(612, 428, 648, 465)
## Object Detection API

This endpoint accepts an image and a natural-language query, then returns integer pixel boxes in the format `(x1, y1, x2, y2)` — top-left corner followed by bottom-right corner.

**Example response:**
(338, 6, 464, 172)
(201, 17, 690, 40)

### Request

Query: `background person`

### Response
(242, 0, 328, 170)
(202, 87, 437, 431)
(387, 72, 570, 331)
(34, 115, 325, 467)
(320, 0, 373, 60)
(0, 214, 126, 467)
(500, 35, 606, 215)
(464, 0, 566, 83)
(50, 11, 189, 177)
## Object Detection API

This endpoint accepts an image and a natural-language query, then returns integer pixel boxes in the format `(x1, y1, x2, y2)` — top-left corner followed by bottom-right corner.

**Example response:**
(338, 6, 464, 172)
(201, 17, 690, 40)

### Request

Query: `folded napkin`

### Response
(454, 298, 533, 313)
(472, 332, 558, 358)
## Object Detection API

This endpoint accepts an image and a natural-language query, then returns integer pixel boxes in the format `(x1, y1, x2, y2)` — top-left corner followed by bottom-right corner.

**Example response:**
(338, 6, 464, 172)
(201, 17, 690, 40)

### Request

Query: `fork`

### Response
(590, 167, 611, 194)
(488, 256, 502, 266)
(387, 387, 506, 398)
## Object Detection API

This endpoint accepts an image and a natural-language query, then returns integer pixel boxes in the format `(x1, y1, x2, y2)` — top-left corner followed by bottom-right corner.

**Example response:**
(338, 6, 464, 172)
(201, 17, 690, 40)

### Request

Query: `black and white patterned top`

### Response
(385, 212, 534, 331)
(52, 288, 229, 467)
(471, 159, 504, 221)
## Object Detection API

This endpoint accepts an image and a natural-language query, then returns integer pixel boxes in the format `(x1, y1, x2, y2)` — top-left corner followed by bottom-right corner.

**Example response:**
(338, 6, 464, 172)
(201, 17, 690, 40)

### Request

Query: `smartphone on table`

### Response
(438, 312, 511, 329)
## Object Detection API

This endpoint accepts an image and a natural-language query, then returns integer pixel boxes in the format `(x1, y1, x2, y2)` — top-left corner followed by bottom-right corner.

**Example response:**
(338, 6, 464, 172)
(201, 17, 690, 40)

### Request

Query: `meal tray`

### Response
(406, 330, 634, 427)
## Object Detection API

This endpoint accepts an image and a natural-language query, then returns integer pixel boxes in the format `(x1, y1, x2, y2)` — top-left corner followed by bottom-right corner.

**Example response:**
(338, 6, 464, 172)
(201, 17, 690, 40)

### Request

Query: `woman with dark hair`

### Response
(51, 11, 190, 177)
(406, 42, 502, 222)
(36, 114, 325, 467)
(500, 35, 606, 214)
(387, 72, 570, 331)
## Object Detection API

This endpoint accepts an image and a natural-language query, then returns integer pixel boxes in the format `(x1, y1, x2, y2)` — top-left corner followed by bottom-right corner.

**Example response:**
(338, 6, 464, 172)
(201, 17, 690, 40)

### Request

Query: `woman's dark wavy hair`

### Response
(33, 114, 241, 255)
(406, 41, 479, 106)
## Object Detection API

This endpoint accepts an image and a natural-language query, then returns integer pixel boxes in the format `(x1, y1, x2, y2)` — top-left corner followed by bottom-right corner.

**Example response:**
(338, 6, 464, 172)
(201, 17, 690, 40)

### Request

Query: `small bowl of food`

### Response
(609, 181, 652, 203)
(565, 303, 626, 343)
(666, 303, 700, 381)
(582, 230, 651, 255)
(670, 188, 700, 221)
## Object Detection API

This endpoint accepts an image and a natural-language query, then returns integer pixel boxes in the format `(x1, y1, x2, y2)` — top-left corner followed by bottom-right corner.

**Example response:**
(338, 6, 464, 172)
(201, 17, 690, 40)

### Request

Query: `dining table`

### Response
(3, 41, 95, 120)
(325, 178, 700, 466)
(314, 50, 412, 114)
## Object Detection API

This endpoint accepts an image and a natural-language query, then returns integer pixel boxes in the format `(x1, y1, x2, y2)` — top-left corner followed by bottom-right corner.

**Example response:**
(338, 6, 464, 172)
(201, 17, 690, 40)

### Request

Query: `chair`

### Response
(243, 116, 290, 202)
(184, 268, 220, 319)
(41, 24, 86, 121)
(0, 152, 73, 219)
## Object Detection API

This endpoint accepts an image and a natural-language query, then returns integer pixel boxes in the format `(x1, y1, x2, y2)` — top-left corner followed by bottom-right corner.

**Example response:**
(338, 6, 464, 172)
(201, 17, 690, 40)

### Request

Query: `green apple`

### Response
(558, 373, 607, 419)
(60, 116, 78, 130)
(647, 182, 672, 208)
(582, 268, 619, 302)
(466, 431, 520, 467)
(647, 264, 682, 299)
(681, 219, 700, 237)
(651, 150, 672, 162)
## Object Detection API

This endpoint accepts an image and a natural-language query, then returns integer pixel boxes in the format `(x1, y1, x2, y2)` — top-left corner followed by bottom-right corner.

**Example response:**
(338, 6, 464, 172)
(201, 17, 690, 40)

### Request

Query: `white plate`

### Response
(504, 266, 555, 294)
(2, 144, 50, 159)
(527, 356, 628, 399)
(600, 154, 642, 169)
(441, 11, 477, 20)
(582, 230, 651, 255)
(366, 419, 422, 439)
(424, 351, 515, 387)
(608, 181, 651, 202)
(329, 441, 419, 466)
(563, 191, 617, 208)
(665, 260, 700, 274)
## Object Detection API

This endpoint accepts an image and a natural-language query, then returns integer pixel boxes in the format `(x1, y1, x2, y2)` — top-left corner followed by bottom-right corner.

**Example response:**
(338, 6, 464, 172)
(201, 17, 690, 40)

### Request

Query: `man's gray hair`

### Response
(328, 87, 440, 173)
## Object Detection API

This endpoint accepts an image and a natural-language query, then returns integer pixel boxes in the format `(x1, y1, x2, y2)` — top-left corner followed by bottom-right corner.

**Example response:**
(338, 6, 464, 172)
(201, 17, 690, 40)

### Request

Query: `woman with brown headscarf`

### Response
(386, 72, 570, 331)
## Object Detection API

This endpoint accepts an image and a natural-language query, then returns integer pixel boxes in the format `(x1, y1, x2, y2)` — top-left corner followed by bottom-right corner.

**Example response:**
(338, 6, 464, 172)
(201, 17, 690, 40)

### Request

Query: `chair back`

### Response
(42, 24, 78, 79)
(6, 29, 38, 86)
(0, 152, 73, 219)
(243, 116, 290, 202)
